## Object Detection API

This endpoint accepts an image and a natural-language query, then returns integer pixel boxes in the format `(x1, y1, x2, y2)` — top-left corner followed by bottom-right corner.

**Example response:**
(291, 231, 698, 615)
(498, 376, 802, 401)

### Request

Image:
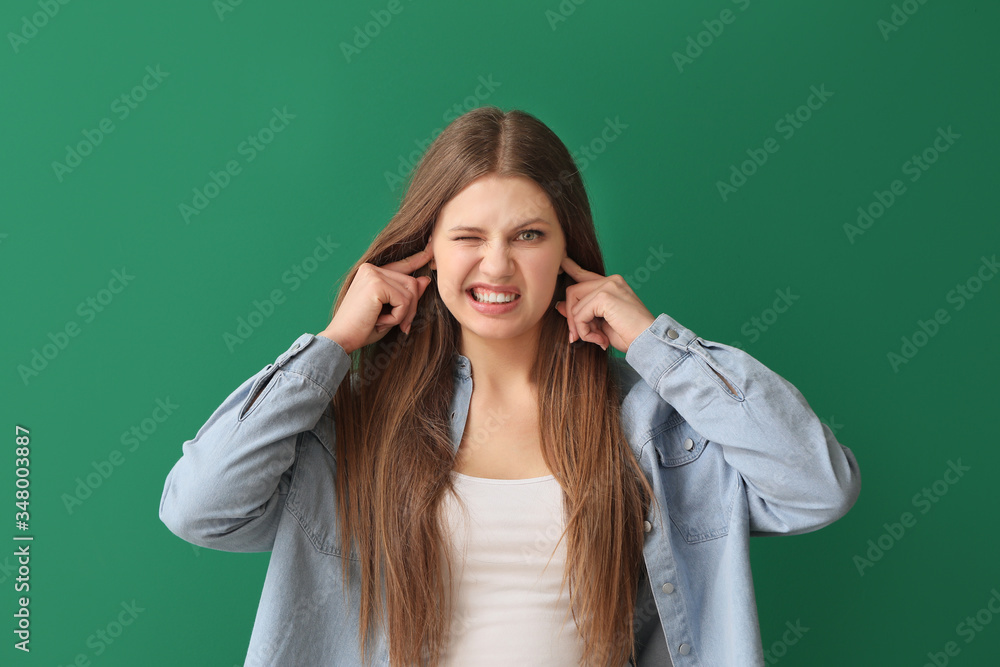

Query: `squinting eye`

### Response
(452, 230, 545, 242)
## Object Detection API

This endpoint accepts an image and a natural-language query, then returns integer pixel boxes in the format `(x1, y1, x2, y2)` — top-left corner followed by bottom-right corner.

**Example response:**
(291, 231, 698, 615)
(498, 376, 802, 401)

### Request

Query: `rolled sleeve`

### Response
(625, 313, 861, 536)
(158, 333, 351, 552)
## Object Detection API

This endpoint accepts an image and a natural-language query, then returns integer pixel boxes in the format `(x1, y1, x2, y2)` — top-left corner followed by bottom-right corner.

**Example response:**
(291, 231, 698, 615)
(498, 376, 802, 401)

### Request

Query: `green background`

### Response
(3, 0, 998, 664)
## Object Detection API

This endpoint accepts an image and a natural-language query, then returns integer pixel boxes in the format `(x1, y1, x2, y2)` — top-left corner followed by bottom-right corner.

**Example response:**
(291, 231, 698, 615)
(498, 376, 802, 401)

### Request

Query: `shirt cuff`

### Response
(268, 333, 351, 399)
(624, 312, 698, 390)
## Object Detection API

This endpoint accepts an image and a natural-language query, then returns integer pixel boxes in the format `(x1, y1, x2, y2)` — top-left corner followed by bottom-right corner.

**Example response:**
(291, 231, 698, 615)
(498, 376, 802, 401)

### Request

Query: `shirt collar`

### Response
(452, 351, 471, 380)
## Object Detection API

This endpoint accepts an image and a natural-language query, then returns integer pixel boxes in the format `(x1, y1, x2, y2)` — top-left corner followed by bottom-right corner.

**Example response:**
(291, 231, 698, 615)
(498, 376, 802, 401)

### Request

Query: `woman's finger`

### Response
(379, 242, 433, 276)
(567, 301, 581, 344)
(376, 268, 426, 333)
(569, 287, 612, 349)
(560, 256, 604, 283)
(555, 299, 580, 344)
(401, 275, 431, 334)
(562, 275, 608, 344)
(372, 279, 411, 330)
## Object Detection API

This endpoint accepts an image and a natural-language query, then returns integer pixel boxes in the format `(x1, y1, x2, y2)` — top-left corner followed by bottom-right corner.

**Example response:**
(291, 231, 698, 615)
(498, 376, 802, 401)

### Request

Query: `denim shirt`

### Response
(158, 312, 861, 666)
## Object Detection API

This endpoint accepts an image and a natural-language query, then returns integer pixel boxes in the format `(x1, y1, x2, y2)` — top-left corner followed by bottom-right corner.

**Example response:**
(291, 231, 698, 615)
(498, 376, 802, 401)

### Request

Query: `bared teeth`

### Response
(471, 289, 518, 303)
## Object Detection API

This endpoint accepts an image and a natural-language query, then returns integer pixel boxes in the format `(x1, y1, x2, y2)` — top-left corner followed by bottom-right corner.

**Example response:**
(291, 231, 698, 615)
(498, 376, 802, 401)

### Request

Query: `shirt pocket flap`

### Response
(651, 418, 734, 544)
(652, 419, 707, 467)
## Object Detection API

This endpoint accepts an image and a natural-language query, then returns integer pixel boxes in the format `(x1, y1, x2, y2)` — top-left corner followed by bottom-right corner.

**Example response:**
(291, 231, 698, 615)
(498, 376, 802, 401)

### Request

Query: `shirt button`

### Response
(683, 438, 694, 451)
(661, 582, 674, 594)
(643, 520, 652, 533)
(666, 328, 679, 339)
(678, 643, 691, 655)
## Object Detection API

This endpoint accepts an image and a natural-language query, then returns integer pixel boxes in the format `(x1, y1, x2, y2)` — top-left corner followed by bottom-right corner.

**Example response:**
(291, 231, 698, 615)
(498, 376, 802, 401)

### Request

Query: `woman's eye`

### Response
(452, 230, 544, 242)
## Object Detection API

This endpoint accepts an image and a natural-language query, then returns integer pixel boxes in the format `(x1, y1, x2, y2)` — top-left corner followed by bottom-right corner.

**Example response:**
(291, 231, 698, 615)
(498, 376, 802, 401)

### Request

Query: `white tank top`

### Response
(438, 471, 585, 665)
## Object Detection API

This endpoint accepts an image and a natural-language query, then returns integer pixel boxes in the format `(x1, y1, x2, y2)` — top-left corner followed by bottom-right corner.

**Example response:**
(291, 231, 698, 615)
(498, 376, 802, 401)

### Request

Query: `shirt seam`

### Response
(280, 366, 337, 401)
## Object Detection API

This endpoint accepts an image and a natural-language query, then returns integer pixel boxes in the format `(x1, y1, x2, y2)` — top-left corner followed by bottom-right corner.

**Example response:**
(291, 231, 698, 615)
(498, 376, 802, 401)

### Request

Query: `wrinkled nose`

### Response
(478, 243, 514, 279)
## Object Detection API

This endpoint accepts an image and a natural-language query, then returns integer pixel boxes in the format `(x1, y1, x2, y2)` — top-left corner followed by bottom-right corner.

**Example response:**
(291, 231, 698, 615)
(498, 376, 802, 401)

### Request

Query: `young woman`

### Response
(159, 106, 861, 666)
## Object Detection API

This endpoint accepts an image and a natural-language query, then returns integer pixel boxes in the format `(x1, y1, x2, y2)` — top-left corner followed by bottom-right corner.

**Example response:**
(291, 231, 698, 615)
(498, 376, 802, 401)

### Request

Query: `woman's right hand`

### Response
(317, 240, 434, 355)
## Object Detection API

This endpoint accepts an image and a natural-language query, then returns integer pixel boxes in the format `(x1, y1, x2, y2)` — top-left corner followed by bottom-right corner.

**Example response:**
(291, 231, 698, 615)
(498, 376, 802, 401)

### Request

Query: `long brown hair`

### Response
(327, 106, 657, 666)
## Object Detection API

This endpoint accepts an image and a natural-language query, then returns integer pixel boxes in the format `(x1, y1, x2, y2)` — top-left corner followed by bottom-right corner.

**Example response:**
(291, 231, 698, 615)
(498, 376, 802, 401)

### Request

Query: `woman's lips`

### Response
(466, 288, 521, 313)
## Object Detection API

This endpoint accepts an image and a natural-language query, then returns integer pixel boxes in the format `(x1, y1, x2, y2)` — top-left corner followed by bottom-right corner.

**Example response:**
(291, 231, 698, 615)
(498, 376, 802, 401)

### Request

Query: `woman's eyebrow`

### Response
(448, 218, 552, 233)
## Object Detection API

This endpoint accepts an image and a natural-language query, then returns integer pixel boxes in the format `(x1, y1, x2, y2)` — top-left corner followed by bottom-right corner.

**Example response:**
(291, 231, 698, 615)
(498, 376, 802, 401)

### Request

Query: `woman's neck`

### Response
(458, 329, 539, 392)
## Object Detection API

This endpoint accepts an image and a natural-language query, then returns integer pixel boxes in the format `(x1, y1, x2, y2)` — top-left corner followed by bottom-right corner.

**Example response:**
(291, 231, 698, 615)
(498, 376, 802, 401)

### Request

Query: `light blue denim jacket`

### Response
(159, 312, 861, 666)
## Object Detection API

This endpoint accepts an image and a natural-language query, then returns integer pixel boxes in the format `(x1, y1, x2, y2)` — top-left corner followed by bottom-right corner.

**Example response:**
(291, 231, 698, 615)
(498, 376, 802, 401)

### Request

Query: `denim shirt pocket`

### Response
(284, 433, 361, 561)
(652, 416, 735, 544)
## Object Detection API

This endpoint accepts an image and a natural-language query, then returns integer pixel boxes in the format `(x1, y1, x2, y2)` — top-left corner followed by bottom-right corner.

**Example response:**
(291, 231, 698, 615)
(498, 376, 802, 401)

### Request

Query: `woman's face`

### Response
(429, 173, 566, 345)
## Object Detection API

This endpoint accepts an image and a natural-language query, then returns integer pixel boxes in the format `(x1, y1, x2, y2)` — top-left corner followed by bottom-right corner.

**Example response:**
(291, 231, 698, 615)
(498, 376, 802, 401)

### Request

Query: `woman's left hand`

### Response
(554, 256, 657, 353)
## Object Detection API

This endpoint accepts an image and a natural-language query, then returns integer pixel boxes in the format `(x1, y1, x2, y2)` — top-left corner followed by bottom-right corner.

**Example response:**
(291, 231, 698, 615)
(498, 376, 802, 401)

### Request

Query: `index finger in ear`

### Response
(382, 245, 433, 274)
(561, 256, 602, 281)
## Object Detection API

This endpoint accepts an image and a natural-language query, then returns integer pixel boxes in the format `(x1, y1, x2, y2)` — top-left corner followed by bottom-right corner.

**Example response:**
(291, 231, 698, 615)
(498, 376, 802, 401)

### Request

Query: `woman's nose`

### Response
(479, 242, 514, 276)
